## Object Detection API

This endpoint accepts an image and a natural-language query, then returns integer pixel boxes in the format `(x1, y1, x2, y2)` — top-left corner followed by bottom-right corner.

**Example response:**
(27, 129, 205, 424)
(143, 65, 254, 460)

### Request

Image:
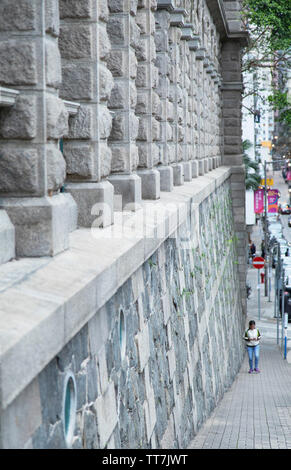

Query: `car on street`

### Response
(288, 216, 291, 227)
(278, 202, 291, 214)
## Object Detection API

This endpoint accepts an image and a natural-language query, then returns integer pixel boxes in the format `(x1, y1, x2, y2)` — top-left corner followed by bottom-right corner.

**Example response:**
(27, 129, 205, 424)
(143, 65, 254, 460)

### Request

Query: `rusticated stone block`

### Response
(108, 0, 137, 15)
(130, 16, 140, 51)
(61, 64, 93, 101)
(107, 17, 126, 45)
(59, 0, 92, 19)
(67, 105, 92, 140)
(99, 26, 111, 61)
(99, 107, 112, 140)
(0, 95, 37, 139)
(99, 64, 114, 102)
(0, 41, 37, 86)
(0, 210, 15, 265)
(0, 193, 75, 256)
(45, 41, 62, 88)
(130, 82, 137, 108)
(136, 92, 149, 114)
(138, 117, 149, 141)
(107, 50, 124, 77)
(59, 25, 92, 59)
(46, 145, 66, 192)
(110, 113, 126, 141)
(46, 96, 68, 140)
(0, 147, 39, 195)
(99, 142, 112, 178)
(110, 146, 127, 173)
(0, 0, 36, 32)
(108, 83, 127, 109)
(98, 0, 109, 22)
(63, 144, 95, 179)
(45, 0, 60, 37)
(95, 381, 118, 449)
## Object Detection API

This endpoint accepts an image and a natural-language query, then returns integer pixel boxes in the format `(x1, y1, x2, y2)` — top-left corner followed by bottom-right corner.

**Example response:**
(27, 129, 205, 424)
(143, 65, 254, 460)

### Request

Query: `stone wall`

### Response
(0, 0, 246, 253)
(0, 0, 248, 450)
(0, 173, 245, 449)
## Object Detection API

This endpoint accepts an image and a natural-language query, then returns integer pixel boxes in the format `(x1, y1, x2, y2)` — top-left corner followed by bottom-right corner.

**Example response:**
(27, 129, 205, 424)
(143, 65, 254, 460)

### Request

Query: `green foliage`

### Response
(243, 1, 291, 128)
(268, 90, 291, 128)
(243, 0, 291, 51)
(243, 140, 261, 191)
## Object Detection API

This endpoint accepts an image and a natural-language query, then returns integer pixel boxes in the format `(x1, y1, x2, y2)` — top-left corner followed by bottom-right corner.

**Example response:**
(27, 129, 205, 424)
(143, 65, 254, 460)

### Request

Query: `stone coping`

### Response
(0, 166, 231, 411)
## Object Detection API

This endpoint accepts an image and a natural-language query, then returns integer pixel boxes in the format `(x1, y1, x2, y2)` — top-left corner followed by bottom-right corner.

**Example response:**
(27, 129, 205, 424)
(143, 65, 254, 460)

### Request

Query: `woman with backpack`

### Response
(243, 320, 261, 374)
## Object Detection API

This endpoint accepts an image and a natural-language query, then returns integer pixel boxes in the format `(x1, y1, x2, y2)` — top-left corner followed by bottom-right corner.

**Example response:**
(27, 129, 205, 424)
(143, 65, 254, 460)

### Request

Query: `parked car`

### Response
(278, 202, 291, 214)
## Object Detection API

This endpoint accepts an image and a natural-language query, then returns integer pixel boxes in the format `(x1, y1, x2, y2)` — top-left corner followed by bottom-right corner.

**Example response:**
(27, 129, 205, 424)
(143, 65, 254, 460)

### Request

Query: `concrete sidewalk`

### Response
(188, 340, 291, 449)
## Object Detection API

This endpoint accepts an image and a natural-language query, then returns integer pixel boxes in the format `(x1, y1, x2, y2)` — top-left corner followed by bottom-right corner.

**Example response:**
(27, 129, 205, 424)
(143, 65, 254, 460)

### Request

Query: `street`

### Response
(188, 170, 291, 449)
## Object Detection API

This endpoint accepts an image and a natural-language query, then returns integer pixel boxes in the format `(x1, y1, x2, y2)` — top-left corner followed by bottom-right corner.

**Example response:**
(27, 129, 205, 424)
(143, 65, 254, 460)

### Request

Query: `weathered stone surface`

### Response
(59, 25, 92, 60)
(107, 50, 124, 77)
(99, 107, 112, 140)
(108, 173, 142, 210)
(45, 0, 60, 37)
(99, 64, 114, 102)
(63, 144, 95, 179)
(95, 381, 118, 448)
(46, 96, 68, 140)
(0, 147, 39, 195)
(137, 169, 160, 200)
(107, 17, 126, 45)
(0, 193, 75, 256)
(46, 146, 66, 192)
(59, 0, 92, 19)
(65, 180, 114, 228)
(98, 0, 109, 21)
(0, 41, 37, 86)
(99, 142, 112, 178)
(45, 40, 62, 88)
(67, 105, 92, 140)
(0, 95, 37, 140)
(99, 27, 111, 61)
(61, 64, 92, 101)
(0, 210, 15, 265)
(0, 0, 35, 32)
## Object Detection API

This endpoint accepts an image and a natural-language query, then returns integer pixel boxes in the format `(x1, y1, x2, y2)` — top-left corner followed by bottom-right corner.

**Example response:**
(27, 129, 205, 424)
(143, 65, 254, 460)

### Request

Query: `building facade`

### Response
(0, 0, 248, 449)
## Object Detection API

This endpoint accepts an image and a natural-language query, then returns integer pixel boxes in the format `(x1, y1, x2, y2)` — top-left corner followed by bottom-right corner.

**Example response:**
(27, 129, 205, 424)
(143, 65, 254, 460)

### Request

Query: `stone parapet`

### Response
(0, 165, 247, 448)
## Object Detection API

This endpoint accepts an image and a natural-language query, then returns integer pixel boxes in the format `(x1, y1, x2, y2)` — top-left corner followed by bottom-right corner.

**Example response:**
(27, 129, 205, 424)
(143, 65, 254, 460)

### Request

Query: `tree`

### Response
(243, 0, 291, 52)
(242, 0, 291, 129)
(243, 140, 261, 191)
(268, 90, 291, 128)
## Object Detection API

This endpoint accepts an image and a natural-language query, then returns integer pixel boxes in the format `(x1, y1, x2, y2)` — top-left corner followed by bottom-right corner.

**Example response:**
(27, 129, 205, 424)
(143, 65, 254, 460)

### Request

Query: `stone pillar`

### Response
(154, 6, 174, 191)
(59, 0, 114, 228)
(221, 38, 246, 312)
(180, 24, 192, 182)
(196, 46, 205, 176)
(169, 9, 186, 186)
(0, 0, 77, 257)
(135, 0, 161, 199)
(189, 35, 200, 178)
(106, 0, 142, 210)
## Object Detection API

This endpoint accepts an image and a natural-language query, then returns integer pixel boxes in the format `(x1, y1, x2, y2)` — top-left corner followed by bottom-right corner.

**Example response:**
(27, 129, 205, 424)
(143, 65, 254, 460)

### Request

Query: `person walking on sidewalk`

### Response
(250, 242, 256, 259)
(243, 320, 261, 374)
